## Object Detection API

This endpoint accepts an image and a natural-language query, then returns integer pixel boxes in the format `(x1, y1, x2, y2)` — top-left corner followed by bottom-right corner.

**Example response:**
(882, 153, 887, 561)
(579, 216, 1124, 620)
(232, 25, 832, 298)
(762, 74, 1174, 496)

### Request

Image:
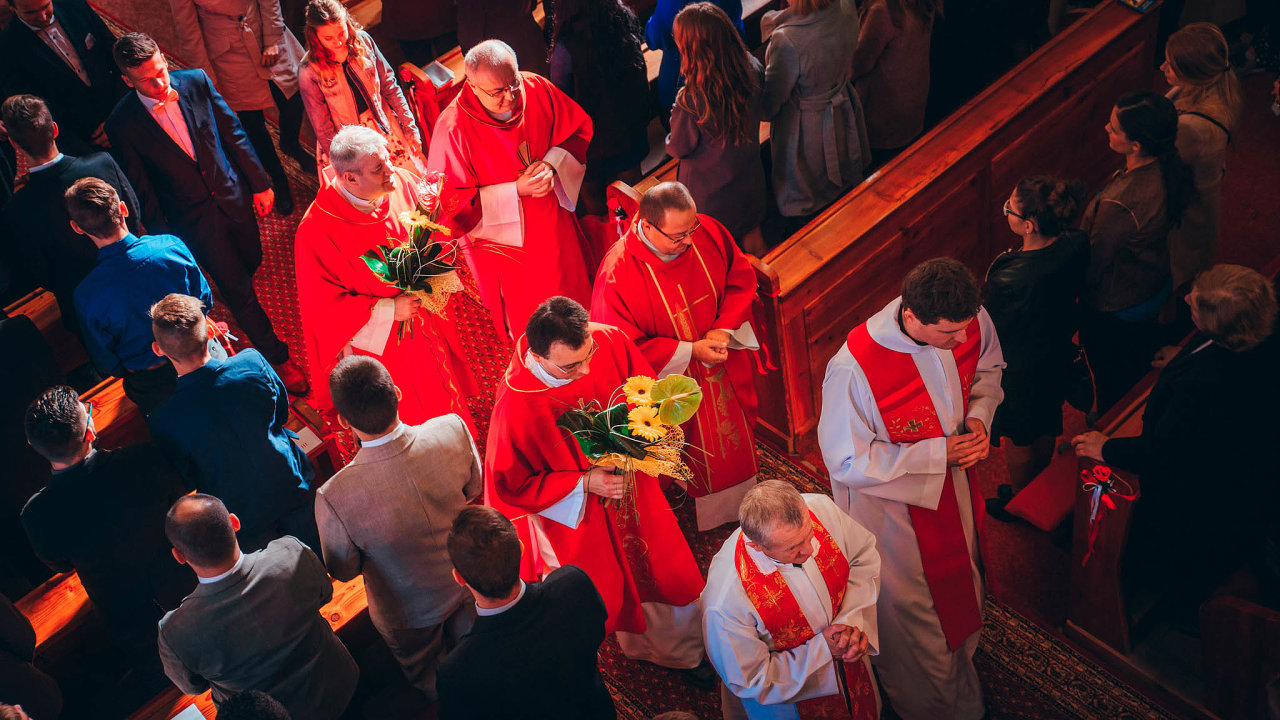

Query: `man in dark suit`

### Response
(105, 31, 307, 394)
(0, 94, 139, 332)
(0, 0, 123, 154)
(159, 494, 359, 719)
(149, 293, 318, 553)
(20, 385, 194, 657)
(438, 506, 617, 720)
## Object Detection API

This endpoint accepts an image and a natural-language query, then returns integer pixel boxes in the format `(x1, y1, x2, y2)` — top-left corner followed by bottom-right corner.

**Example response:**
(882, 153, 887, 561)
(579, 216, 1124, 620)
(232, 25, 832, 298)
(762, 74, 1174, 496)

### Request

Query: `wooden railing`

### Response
(747, 2, 1160, 450)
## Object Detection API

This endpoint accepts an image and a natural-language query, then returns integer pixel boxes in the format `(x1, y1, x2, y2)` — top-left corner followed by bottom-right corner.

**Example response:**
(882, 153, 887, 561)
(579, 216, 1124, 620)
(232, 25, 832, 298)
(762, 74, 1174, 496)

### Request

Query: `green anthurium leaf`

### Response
(652, 374, 703, 425)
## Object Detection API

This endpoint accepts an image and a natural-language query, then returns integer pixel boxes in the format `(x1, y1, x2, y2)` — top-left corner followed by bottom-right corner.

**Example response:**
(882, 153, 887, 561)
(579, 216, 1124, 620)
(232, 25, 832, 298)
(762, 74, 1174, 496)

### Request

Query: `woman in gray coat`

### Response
(762, 0, 870, 228)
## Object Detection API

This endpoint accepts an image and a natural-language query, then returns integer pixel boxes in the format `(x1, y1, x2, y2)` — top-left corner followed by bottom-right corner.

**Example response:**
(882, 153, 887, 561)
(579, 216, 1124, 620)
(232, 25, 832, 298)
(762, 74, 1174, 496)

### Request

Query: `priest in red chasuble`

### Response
(426, 39, 593, 344)
(485, 296, 713, 682)
(817, 259, 1004, 720)
(704, 480, 882, 720)
(295, 126, 477, 428)
(591, 182, 762, 531)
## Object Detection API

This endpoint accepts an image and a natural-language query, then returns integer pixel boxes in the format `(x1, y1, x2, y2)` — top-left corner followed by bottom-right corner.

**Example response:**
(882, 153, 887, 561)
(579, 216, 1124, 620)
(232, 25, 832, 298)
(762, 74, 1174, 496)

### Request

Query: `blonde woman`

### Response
(297, 0, 425, 176)
(1161, 22, 1244, 291)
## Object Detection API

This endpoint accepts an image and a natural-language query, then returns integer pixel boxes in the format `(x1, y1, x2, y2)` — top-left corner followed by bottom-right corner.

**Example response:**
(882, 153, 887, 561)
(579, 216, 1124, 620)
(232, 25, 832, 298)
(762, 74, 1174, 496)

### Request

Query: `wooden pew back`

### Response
(748, 2, 1159, 450)
(4, 289, 89, 375)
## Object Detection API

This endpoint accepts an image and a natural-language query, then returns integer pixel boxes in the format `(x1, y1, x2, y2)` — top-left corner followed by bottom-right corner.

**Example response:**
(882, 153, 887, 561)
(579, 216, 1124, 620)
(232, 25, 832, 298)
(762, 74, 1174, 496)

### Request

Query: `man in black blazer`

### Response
(438, 506, 617, 720)
(105, 32, 307, 393)
(20, 385, 195, 657)
(0, 94, 140, 333)
(0, 0, 124, 154)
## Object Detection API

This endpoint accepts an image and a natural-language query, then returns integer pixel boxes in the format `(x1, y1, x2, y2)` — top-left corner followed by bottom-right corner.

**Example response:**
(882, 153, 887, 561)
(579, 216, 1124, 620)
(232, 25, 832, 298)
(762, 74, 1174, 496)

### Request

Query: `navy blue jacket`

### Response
(104, 69, 271, 238)
(148, 349, 316, 548)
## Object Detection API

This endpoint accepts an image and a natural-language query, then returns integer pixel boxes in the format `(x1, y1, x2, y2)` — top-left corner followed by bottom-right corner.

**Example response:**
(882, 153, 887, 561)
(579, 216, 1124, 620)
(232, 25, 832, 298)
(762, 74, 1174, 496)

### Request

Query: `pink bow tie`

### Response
(150, 89, 179, 114)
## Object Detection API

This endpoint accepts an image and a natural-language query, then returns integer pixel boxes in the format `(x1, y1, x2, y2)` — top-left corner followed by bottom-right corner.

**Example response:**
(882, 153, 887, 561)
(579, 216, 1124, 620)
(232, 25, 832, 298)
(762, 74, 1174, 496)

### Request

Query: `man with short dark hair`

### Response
(105, 31, 307, 394)
(591, 180, 763, 531)
(703, 480, 881, 719)
(148, 293, 319, 553)
(486, 296, 711, 684)
(437, 506, 616, 720)
(0, 94, 139, 333)
(0, 0, 124, 153)
(68, 177, 213, 412)
(316, 355, 481, 699)
(20, 385, 193, 657)
(816, 257, 1004, 720)
(159, 494, 358, 719)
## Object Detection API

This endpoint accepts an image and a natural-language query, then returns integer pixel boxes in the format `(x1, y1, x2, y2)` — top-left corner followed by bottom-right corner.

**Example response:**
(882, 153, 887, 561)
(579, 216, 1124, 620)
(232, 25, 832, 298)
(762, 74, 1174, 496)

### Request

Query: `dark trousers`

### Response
(1080, 308, 1163, 416)
(181, 209, 290, 365)
(237, 83, 304, 195)
(123, 362, 178, 415)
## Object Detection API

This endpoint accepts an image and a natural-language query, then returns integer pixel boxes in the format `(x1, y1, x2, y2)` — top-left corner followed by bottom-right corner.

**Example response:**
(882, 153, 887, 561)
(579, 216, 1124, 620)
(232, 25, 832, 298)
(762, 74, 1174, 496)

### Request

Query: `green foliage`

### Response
(360, 241, 458, 294)
(555, 401, 651, 460)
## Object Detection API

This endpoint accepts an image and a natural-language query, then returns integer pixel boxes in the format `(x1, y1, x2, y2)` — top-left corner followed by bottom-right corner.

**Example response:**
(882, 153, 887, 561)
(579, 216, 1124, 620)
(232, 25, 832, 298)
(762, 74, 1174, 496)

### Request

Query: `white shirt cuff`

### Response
(722, 321, 760, 351)
(349, 298, 395, 356)
(543, 146, 585, 213)
(659, 341, 694, 378)
(538, 476, 588, 529)
(474, 182, 524, 247)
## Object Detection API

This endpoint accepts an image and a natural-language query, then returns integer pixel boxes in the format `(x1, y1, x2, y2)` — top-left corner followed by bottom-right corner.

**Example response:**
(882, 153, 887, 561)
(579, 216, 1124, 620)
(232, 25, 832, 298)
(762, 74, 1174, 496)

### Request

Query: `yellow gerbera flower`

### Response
(624, 375, 656, 407)
(628, 406, 666, 441)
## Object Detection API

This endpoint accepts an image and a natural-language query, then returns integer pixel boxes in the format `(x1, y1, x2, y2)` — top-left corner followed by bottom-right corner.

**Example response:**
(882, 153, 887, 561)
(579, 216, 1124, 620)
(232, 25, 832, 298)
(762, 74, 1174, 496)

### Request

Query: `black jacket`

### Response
(0, 0, 124, 154)
(0, 154, 141, 331)
(20, 444, 194, 637)
(438, 565, 617, 720)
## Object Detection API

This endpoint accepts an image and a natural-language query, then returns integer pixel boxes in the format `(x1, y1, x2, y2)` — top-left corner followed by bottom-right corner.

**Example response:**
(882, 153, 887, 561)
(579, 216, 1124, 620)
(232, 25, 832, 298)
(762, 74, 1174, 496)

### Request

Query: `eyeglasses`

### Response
(1002, 199, 1030, 222)
(649, 218, 701, 243)
(472, 78, 522, 99)
(83, 400, 96, 436)
(552, 339, 598, 374)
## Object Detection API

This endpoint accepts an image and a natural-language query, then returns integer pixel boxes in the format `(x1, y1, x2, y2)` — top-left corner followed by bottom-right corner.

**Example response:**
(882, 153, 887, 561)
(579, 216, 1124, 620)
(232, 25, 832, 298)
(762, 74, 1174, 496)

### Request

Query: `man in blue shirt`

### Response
(147, 293, 319, 553)
(68, 177, 214, 413)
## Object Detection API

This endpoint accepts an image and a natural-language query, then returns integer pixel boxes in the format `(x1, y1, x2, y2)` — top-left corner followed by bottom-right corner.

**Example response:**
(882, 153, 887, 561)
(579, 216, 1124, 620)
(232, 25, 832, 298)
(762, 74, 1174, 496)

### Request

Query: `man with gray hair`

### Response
(294, 125, 477, 427)
(703, 480, 882, 719)
(427, 38, 594, 344)
(591, 181, 764, 531)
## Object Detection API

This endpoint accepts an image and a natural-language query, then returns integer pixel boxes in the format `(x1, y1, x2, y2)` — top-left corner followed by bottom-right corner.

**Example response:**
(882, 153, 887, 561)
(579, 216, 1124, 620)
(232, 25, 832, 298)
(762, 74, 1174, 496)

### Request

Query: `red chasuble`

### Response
(845, 319, 985, 651)
(294, 168, 478, 427)
(427, 72, 593, 344)
(734, 511, 877, 720)
(590, 216, 760, 502)
(485, 324, 705, 634)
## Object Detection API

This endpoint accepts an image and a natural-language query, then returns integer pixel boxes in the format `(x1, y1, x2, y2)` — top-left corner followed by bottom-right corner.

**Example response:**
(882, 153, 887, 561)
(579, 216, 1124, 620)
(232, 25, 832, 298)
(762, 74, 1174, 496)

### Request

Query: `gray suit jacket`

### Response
(157, 537, 359, 719)
(316, 414, 482, 632)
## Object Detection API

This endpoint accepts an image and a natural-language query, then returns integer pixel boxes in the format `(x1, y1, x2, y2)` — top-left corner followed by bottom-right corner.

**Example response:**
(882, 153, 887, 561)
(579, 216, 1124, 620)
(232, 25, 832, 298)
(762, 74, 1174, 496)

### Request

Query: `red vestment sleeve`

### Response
(295, 215, 382, 374)
(590, 244, 682, 372)
(704, 215, 759, 332)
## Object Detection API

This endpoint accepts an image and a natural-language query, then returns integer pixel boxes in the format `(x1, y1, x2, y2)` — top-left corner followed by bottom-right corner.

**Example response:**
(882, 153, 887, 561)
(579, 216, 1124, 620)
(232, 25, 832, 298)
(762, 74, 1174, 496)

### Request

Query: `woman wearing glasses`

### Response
(982, 176, 1089, 519)
(297, 0, 426, 176)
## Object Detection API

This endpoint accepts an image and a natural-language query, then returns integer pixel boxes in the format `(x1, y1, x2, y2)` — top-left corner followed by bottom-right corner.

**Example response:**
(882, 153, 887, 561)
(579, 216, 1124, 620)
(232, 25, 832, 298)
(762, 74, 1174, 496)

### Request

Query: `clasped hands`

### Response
(822, 623, 870, 662)
(516, 160, 556, 198)
(945, 418, 990, 469)
(692, 329, 730, 366)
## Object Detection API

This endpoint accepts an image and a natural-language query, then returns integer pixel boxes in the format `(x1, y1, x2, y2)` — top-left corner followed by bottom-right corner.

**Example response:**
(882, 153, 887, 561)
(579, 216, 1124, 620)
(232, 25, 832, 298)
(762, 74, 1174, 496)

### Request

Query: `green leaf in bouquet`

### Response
(652, 375, 703, 425)
(601, 403, 651, 459)
(361, 249, 390, 278)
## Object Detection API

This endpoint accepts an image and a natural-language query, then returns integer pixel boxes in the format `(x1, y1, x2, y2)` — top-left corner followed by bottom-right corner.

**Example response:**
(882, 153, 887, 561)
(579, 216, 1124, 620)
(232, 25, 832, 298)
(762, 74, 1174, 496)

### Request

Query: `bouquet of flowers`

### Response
(555, 374, 703, 513)
(359, 171, 467, 340)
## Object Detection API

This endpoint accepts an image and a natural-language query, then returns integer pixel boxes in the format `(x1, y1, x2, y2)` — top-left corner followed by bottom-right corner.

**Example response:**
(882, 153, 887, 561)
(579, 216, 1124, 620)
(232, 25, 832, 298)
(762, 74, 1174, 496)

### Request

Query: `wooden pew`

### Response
(4, 288, 89, 375)
(1200, 595, 1280, 720)
(127, 577, 368, 720)
(742, 1, 1159, 451)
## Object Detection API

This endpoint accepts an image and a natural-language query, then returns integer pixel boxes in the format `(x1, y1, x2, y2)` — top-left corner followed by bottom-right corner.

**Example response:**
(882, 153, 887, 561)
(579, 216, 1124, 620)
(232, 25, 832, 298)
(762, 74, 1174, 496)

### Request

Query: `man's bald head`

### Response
(464, 39, 518, 75)
(166, 494, 238, 568)
(638, 181, 696, 227)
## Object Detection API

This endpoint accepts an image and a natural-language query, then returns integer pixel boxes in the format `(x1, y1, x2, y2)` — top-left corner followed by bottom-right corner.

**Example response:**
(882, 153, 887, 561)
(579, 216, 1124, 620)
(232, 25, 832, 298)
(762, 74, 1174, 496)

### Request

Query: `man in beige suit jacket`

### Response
(316, 355, 482, 701)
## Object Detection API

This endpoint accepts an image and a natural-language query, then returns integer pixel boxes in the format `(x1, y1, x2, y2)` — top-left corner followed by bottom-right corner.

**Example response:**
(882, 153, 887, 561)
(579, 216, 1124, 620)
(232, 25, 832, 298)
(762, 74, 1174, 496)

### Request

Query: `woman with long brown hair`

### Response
(667, 2, 766, 254)
(296, 0, 425, 176)
(1161, 22, 1244, 292)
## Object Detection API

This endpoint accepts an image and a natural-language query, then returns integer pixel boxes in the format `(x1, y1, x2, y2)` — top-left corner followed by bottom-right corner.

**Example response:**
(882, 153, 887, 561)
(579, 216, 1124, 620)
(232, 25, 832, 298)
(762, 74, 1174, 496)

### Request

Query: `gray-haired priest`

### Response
(703, 480, 882, 719)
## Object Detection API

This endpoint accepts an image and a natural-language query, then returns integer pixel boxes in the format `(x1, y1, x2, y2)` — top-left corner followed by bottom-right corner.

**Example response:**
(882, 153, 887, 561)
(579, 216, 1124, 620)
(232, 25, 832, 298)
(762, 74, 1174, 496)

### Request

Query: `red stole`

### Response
(734, 512, 877, 720)
(845, 318, 984, 651)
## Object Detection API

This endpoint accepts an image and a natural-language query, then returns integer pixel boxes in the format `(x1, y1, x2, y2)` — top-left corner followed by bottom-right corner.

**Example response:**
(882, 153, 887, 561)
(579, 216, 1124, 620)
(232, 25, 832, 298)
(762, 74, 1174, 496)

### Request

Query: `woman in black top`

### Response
(983, 176, 1090, 517)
